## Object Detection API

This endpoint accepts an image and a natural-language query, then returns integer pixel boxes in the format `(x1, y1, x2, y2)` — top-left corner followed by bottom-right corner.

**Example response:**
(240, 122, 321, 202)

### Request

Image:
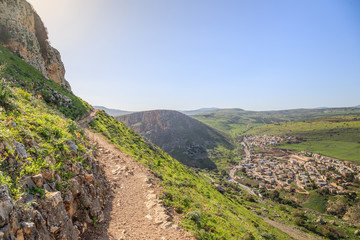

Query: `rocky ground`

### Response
(82, 130, 194, 240)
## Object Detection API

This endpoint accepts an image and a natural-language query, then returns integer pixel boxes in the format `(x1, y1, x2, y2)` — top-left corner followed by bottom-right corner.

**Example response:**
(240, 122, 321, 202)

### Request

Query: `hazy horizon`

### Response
(28, 0, 360, 111)
(94, 104, 360, 113)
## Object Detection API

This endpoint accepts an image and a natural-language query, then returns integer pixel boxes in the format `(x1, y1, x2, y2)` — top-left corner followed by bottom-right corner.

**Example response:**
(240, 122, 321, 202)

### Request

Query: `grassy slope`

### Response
(194, 109, 360, 163)
(193, 108, 360, 136)
(0, 44, 90, 120)
(116, 110, 234, 170)
(0, 44, 291, 239)
(0, 75, 92, 199)
(90, 111, 291, 239)
(247, 115, 360, 163)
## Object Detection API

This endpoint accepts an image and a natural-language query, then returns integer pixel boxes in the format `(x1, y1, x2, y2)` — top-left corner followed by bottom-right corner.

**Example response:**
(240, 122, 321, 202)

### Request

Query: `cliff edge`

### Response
(0, 0, 71, 90)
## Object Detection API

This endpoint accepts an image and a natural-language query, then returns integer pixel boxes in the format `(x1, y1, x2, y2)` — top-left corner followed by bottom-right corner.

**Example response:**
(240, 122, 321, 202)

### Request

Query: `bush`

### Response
(294, 217, 305, 226)
(0, 25, 11, 44)
(242, 232, 255, 240)
(188, 211, 202, 224)
(326, 200, 347, 217)
(244, 194, 256, 202)
(261, 232, 276, 240)
(317, 225, 343, 239)
(0, 81, 14, 111)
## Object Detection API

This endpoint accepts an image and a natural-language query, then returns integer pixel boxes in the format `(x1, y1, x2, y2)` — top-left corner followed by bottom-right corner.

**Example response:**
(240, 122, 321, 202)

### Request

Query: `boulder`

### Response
(316, 218, 326, 225)
(13, 141, 27, 158)
(21, 222, 34, 234)
(70, 178, 81, 197)
(42, 169, 55, 181)
(67, 140, 78, 153)
(45, 192, 63, 208)
(0, 185, 14, 228)
(31, 174, 44, 188)
(19, 177, 36, 191)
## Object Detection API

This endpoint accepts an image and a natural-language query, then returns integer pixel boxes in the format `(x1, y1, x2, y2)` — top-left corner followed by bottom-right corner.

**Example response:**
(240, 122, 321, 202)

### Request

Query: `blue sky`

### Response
(28, 0, 360, 111)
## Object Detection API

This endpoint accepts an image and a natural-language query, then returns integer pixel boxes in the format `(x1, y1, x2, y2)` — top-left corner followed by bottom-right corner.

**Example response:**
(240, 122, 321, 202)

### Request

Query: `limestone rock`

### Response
(13, 141, 27, 158)
(21, 222, 34, 234)
(0, 185, 14, 228)
(42, 169, 55, 181)
(67, 140, 78, 153)
(0, 0, 71, 90)
(19, 177, 36, 191)
(31, 174, 44, 188)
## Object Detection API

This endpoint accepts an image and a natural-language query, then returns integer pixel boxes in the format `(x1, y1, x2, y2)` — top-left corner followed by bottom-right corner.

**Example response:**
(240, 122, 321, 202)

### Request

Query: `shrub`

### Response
(0, 25, 11, 44)
(242, 232, 255, 240)
(188, 211, 202, 224)
(244, 194, 256, 202)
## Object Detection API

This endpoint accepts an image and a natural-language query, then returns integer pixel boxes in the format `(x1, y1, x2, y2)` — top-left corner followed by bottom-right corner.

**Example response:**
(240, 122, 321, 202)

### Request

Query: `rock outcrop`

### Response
(0, 140, 110, 240)
(0, 0, 71, 90)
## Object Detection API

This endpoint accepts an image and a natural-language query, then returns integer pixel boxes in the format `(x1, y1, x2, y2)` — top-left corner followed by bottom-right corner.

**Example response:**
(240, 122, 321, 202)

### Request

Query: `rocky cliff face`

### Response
(0, 0, 71, 90)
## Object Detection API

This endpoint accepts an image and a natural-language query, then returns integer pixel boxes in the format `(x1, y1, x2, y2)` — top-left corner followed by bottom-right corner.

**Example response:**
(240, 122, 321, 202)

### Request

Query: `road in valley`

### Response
(228, 139, 258, 196)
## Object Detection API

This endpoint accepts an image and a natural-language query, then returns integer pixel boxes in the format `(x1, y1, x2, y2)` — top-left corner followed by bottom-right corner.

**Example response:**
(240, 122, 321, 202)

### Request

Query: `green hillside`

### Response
(247, 115, 360, 163)
(91, 111, 292, 239)
(0, 44, 293, 239)
(194, 108, 360, 163)
(193, 108, 360, 136)
(117, 110, 234, 170)
(0, 44, 90, 119)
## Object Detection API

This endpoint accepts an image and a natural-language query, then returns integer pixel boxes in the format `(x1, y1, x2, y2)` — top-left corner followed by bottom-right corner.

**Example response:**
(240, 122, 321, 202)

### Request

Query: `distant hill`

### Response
(116, 110, 233, 169)
(94, 106, 133, 116)
(193, 107, 360, 135)
(181, 107, 219, 115)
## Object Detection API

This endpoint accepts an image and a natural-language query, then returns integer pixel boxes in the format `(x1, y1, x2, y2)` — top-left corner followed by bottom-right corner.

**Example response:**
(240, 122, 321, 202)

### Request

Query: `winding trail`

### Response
(82, 130, 193, 240)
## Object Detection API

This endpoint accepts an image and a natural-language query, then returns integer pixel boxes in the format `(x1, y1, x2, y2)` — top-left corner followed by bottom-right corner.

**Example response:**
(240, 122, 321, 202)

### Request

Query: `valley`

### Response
(0, 1, 359, 239)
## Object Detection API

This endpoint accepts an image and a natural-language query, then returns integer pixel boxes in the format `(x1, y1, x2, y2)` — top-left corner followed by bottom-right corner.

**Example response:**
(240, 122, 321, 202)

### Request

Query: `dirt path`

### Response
(82, 130, 194, 240)
(264, 218, 322, 240)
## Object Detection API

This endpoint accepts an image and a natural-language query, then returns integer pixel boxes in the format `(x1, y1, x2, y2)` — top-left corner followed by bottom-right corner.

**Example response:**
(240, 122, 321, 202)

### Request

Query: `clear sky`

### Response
(27, 0, 360, 111)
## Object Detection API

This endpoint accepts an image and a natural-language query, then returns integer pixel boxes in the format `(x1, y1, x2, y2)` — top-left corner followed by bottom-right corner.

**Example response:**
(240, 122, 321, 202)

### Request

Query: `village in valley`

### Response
(232, 135, 360, 195)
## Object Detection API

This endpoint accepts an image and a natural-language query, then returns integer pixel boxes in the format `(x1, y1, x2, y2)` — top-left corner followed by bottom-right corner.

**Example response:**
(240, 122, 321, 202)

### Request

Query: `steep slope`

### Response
(0, 0, 71, 90)
(83, 130, 193, 240)
(91, 111, 292, 239)
(0, 64, 108, 238)
(0, 43, 292, 239)
(117, 110, 233, 169)
(0, 44, 193, 239)
(0, 44, 89, 119)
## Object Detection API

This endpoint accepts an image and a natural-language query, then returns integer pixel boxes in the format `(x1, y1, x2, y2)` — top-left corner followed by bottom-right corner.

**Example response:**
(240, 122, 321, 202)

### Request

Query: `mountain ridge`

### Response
(116, 109, 233, 169)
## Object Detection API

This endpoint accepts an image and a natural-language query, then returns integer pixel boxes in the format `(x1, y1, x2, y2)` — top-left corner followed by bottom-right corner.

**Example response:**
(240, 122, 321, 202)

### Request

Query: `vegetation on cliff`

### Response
(0, 44, 107, 239)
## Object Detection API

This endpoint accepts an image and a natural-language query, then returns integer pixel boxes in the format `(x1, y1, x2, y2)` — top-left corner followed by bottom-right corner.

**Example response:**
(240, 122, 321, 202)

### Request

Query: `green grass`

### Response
(0, 83, 91, 198)
(90, 111, 291, 239)
(303, 191, 328, 213)
(279, 140, 360, 163)
(246, 115, 360, 162)
(0, 44, 90, 119)
(193, 108, 360, 136)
